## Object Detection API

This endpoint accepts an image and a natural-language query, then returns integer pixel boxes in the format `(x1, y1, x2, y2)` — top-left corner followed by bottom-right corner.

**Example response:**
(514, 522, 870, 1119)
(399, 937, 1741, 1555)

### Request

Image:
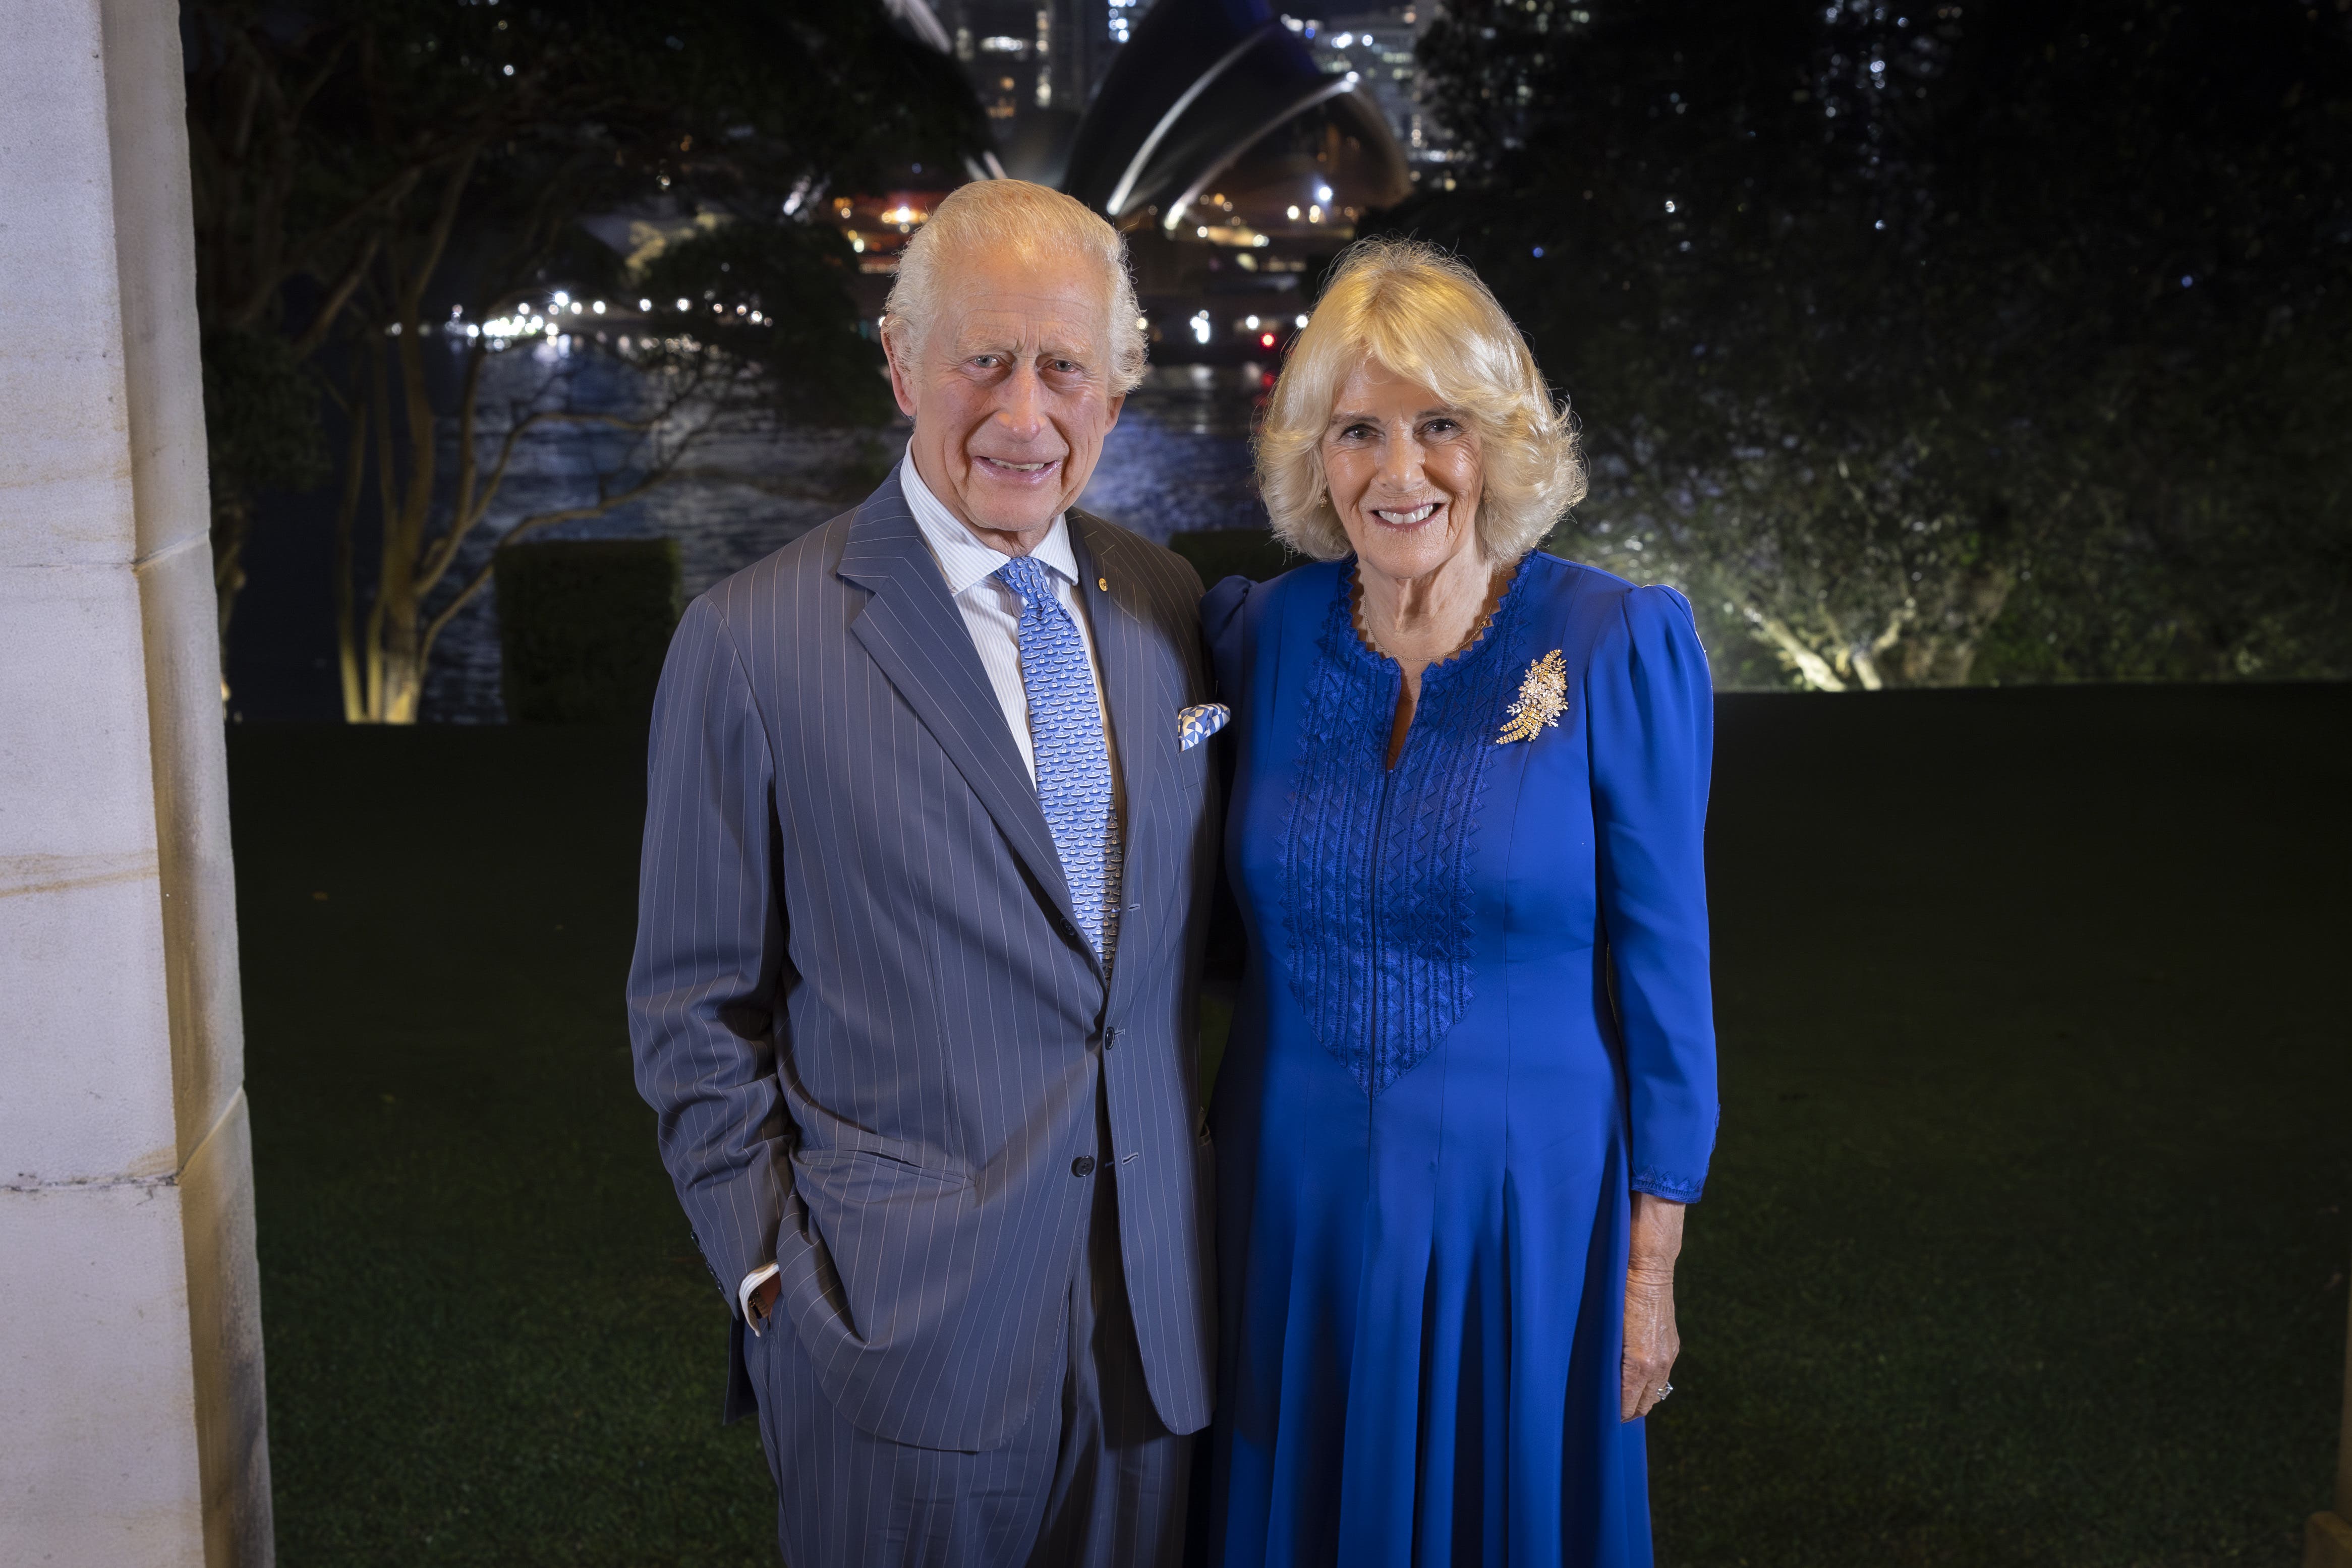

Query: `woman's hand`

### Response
(1621, 1192, 1686, 1421)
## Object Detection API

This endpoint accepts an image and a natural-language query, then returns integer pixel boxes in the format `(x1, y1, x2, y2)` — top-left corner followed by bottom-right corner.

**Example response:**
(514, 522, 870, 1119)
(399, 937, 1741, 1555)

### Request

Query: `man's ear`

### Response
(881, 320, 921, 420)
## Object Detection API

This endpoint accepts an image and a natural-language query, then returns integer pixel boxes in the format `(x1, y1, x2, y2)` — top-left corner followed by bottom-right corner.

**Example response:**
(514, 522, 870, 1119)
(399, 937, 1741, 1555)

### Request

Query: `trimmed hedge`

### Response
(496, 538, 682, 725)
(1167, 528, 1298, 586)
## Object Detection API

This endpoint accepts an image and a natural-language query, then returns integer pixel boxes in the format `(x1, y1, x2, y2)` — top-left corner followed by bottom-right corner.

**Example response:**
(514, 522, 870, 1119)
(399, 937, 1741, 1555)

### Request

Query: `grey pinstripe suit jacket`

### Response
(626, 473, 1219, 1451)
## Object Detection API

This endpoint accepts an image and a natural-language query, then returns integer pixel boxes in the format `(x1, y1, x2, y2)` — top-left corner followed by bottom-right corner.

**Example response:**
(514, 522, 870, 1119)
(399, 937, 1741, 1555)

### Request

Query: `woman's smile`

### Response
(1368, 499, 1444, 529)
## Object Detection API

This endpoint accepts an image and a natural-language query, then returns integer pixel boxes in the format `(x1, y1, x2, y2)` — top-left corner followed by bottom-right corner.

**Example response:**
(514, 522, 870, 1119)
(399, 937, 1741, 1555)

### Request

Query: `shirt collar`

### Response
(900, 447, 1078, 597)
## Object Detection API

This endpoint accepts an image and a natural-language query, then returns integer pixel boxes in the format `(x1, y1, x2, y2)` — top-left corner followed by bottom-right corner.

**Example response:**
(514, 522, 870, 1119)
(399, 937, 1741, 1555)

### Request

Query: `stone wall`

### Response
(0, 1, 271, 1562)
(2312, 1282, 2352, 1568)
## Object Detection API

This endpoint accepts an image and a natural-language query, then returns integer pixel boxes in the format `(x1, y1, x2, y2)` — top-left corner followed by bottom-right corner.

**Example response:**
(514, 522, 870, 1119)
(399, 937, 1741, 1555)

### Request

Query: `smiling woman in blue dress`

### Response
(1200, 240, 1718, 1568)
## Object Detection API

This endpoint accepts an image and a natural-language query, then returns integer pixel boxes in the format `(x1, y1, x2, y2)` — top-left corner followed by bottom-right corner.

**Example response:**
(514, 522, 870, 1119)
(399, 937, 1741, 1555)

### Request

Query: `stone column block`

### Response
(0, 0, 271, 1562)
(2308, 1274, 2352, 1568)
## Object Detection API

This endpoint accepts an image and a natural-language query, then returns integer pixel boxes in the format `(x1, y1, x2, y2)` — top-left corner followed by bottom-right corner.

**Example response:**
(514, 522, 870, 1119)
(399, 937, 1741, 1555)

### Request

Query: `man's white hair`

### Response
(882, 180, 1148, 394)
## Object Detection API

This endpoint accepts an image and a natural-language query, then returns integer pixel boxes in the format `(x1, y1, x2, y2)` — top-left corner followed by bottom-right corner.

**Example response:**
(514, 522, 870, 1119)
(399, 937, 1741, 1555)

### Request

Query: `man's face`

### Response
(885, 246, 1126, 554)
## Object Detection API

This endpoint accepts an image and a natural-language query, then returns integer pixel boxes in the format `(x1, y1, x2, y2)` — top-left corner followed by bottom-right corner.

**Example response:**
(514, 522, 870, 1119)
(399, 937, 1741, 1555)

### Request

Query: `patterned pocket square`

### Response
(1178, 703, 1230, 750)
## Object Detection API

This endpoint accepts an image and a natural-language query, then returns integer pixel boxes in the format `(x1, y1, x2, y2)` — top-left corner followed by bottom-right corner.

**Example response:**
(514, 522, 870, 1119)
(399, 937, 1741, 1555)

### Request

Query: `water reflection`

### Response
(1084, 362, 1273, 538)
(422, 358, 1273, 723)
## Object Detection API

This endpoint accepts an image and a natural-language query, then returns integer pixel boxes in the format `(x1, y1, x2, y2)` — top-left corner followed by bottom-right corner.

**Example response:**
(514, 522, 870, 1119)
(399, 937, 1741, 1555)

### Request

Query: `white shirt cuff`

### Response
(738, 1262, 780, 1334)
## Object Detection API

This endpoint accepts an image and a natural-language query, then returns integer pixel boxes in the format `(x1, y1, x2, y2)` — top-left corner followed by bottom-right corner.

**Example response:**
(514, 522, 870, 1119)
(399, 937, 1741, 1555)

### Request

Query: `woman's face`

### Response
(1320, 357, 1484, 585)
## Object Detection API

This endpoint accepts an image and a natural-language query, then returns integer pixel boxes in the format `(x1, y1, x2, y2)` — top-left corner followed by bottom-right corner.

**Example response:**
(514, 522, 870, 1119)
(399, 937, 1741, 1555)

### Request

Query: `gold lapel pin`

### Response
(1097, 576, 1109, 592)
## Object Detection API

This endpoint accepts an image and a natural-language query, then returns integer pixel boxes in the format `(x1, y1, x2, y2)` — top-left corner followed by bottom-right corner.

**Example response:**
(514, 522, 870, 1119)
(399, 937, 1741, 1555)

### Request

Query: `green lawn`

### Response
(228, 684, 2350, 1566)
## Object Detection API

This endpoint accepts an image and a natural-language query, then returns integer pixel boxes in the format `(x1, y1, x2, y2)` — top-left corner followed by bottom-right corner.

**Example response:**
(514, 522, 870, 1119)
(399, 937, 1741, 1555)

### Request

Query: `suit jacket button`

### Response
(1071, 1155, 1097, 1177)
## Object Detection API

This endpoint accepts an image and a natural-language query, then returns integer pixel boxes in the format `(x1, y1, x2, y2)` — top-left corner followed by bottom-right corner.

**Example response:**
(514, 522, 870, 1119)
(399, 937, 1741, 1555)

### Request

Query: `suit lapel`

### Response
(839, 479, 1093, 968)
(1069, 513, 1171, 1003)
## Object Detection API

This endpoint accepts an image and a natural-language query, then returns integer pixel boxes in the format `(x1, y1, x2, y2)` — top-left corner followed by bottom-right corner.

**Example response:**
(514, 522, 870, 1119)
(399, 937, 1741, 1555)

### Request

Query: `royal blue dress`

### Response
(1200, 554, 1719, 1568)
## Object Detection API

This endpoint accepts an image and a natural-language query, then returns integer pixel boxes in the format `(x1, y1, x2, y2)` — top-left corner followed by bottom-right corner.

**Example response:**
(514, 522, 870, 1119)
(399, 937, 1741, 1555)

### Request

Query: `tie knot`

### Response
(994, 554, 1058, 611)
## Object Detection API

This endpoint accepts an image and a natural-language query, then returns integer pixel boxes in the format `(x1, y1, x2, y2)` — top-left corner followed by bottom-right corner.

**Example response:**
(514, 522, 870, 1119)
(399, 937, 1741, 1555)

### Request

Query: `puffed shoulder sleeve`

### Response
(1585, 584, 1718, 1202)
(1201, 574, 1254, 705)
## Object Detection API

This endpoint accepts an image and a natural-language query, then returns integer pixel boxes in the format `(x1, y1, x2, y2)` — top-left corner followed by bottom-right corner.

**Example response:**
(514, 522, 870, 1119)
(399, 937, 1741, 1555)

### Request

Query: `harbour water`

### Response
(422, 349, 1274, 723)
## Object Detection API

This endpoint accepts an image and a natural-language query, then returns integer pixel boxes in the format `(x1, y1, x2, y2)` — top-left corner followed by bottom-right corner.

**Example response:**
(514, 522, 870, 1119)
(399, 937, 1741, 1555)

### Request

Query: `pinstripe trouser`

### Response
(750, 1084, 1193, 1568)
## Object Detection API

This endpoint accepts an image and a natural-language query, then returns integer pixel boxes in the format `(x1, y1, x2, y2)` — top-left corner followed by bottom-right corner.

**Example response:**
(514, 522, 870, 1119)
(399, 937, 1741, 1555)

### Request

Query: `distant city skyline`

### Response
(929, 0, 1132, 126)
(1299, 7, 1454, 181)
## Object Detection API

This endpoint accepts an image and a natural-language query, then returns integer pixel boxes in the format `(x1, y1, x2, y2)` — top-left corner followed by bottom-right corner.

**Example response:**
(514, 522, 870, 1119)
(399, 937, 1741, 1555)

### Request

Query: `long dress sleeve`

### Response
(625, 596, 791, 1315)
(1585, 584, 1719, 1201)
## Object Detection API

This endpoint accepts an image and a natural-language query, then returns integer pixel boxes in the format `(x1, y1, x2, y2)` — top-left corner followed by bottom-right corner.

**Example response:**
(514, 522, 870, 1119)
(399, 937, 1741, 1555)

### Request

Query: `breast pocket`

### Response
(1174, 731, 1213, 796)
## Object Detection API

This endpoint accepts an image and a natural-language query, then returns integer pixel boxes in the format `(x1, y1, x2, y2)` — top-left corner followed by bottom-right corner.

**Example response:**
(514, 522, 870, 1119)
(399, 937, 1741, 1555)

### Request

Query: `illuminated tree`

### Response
(1403, 0, 2352, 686)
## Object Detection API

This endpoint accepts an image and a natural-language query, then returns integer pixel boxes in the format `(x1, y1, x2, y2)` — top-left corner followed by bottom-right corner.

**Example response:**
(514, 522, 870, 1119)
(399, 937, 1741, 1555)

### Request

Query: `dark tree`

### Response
(1401, 0, 2352, 686)
(184, 0, 984, 717)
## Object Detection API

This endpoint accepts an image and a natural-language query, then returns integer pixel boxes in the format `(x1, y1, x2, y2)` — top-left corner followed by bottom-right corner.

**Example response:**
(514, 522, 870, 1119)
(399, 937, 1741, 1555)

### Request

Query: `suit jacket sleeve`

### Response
(1586, 584, 1720, 1202)
(627, 595, 790, 1315)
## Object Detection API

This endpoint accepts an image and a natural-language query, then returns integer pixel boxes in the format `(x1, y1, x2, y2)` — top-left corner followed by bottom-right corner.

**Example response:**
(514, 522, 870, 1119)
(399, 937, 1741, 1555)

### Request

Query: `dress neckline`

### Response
(1336, 553, 1530, 688)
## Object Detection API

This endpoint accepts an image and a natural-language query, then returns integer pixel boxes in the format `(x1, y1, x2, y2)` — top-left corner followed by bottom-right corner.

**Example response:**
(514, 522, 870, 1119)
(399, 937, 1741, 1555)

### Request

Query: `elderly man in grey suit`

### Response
(626, 178, 1220, 1567)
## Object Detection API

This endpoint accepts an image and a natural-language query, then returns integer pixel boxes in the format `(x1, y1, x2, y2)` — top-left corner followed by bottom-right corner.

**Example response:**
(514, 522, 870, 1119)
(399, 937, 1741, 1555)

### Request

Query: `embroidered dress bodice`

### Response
(1282, 559, 1532, 1096)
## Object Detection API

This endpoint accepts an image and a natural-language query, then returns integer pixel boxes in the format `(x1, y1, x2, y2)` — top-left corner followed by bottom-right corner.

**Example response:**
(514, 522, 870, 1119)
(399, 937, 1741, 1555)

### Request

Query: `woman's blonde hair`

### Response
(883, 179, 1148, 394)
(1256, 239, 1586, 563)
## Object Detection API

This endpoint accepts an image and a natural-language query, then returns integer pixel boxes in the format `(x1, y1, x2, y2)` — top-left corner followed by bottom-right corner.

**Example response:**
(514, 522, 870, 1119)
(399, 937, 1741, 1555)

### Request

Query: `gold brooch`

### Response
(1497, 650, 1567, 745)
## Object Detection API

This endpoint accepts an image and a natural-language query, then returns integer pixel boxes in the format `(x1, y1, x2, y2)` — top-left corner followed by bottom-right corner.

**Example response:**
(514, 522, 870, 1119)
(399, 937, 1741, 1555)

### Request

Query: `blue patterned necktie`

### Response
(994, 555, 1121, 963)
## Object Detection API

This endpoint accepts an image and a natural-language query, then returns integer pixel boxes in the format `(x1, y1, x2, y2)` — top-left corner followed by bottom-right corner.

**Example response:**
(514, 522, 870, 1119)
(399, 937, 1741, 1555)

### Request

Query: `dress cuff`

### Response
(738, 1262, 780, 1333)
(1631, 1166, 1706, 1203)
